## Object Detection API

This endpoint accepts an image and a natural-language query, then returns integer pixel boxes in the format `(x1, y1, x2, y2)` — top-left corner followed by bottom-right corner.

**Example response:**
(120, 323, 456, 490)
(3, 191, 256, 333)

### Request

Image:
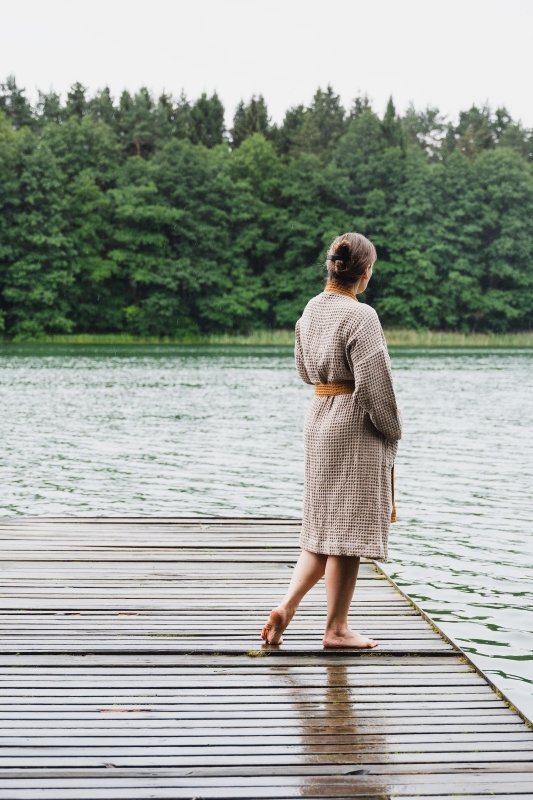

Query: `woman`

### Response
(261, 231, 403, 649)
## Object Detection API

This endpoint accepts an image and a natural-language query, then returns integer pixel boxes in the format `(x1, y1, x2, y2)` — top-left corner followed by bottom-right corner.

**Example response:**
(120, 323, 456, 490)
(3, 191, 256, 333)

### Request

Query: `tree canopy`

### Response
(0, 76, 531, 339)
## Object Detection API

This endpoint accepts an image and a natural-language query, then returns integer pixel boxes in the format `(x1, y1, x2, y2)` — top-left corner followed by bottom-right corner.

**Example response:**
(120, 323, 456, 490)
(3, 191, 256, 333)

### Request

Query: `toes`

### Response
(323, 635, 378, 649)
(270, 610, 283, 626)
(260, 623, 271, 641)
(261, 608, 290, 645)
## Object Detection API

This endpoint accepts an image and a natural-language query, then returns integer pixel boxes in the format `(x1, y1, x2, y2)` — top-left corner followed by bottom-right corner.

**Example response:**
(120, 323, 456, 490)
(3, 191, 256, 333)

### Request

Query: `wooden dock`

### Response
(0, 516, 531, 799)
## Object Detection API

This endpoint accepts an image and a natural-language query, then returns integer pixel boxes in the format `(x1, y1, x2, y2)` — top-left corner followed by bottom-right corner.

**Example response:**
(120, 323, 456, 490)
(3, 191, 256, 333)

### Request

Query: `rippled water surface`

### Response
(1, 343, 532, 721)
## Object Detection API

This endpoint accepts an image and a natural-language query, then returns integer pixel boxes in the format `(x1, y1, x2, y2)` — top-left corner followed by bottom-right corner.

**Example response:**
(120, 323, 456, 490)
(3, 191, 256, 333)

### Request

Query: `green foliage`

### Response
(231, 94, 272, 149)
(0, 79, 532, 339)
(2, 128, 76, 338)
(65, 82, 88, 120)
(286, 85, 347, 163)
(189, 91, 226, 148)
(0, 75, 33, 129)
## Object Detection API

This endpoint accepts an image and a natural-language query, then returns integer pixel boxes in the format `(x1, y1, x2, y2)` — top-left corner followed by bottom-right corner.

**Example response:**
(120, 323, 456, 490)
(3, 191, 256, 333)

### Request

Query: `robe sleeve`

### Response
(295, 319, 313, 384)
(347, 309, 402, 442)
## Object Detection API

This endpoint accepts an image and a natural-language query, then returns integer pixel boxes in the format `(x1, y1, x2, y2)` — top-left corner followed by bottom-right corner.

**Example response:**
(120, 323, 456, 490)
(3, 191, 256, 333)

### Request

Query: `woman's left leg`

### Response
(322, 555, 378, 648)
(261, 549, 327, 644)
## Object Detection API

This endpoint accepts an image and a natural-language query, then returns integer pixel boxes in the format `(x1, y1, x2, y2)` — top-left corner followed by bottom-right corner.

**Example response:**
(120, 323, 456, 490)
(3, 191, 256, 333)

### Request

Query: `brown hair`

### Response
(324, 232, 377, 286)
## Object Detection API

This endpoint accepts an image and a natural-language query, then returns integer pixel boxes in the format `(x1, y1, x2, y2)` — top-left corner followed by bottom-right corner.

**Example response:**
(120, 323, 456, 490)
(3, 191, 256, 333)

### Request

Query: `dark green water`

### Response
(1, 343, 532, 720)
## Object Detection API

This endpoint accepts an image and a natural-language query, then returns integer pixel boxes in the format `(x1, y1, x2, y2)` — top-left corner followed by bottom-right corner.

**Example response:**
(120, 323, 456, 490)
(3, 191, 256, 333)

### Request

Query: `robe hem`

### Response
(299, 542, 388, 561)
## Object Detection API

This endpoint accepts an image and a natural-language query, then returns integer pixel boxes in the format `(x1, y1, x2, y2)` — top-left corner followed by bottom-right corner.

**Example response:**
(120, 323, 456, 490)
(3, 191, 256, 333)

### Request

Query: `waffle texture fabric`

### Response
(295, 290, 403, 561)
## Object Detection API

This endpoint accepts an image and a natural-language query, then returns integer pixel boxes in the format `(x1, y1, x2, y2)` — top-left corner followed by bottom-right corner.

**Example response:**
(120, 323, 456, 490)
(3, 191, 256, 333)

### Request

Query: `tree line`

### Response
(0, 75, 532, 339)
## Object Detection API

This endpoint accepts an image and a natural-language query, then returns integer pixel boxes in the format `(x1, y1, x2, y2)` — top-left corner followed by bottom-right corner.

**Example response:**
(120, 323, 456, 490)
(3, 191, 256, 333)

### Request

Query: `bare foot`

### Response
(323, 628, 379, 648)
(260, 605, 295, 645)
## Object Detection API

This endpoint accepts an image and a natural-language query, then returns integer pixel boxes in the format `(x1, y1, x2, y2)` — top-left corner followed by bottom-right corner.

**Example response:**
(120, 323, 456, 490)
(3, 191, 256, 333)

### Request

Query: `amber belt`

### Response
(313, 380, 397, 524)
(314, 380, 355, 396)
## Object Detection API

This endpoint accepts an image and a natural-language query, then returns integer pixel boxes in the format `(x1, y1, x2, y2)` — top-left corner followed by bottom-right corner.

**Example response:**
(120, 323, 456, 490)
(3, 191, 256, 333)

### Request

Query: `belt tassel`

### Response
(391, 464, 397, 522)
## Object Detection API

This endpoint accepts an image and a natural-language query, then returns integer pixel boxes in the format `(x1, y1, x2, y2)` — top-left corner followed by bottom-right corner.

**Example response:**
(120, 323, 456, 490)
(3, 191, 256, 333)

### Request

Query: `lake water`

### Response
(1, 343, 532, 722)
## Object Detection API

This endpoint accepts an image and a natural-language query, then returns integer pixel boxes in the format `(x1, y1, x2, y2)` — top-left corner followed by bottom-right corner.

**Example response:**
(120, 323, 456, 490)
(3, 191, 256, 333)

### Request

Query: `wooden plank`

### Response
(0, 675, 482, 687)
(0, 718, 516, 731)
(1, 729, 529, 741)
(0, 653, 473, 663)
(0, 783, 532, 799)
(1, 750, 533, 766)
(2, 731, 532, 745)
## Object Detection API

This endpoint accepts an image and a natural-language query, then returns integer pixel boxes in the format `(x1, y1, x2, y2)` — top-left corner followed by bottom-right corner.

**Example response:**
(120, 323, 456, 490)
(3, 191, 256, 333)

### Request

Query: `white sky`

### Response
(2, 0, 532, 129)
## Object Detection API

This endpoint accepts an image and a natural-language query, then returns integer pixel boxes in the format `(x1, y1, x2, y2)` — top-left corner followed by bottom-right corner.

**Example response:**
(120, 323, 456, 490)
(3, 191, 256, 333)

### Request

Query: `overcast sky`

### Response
(2, 0, 531, 129)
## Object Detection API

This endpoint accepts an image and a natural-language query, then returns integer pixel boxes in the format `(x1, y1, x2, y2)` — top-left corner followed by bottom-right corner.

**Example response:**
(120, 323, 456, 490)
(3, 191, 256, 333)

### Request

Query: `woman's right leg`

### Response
(261, 549, 327, 644)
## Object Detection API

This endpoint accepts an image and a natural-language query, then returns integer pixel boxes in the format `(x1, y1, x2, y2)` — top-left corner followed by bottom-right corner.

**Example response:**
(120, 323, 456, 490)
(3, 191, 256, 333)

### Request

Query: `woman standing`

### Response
(261, 232, 403, 649)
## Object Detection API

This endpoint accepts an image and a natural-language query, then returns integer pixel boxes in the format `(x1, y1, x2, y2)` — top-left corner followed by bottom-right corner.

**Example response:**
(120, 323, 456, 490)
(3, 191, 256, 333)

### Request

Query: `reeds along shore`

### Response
(2, 329, 533, 347)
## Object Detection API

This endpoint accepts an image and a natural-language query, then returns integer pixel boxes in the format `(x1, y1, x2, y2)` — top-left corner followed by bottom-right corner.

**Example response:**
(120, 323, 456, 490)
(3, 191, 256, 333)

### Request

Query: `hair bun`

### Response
(324, 231, 377, 286)
(331, 243, 350, 272)
(327, 243, 349, 267)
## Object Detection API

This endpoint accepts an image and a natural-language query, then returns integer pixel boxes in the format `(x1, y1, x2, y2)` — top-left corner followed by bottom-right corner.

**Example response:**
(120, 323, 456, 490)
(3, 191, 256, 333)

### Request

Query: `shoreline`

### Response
(1, 328, 533, 348)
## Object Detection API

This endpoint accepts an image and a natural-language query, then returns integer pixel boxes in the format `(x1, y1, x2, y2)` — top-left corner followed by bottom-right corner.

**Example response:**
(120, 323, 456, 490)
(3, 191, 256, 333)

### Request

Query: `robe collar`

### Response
(324, 278, 359, 301)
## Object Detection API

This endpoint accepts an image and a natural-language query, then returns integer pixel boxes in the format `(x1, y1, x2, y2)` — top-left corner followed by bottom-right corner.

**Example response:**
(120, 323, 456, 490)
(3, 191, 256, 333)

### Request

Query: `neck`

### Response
(324, 277, 359, 300)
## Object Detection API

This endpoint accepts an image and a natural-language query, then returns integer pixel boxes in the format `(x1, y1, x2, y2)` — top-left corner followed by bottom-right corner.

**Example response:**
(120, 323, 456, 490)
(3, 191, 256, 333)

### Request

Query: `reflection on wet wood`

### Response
(0, 516, 531, 798)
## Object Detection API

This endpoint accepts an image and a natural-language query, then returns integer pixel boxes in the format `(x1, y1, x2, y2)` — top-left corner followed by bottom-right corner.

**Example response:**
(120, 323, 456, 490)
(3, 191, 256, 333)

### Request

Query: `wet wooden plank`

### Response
(0, 516, 530, 799)
(2, 774, 533, 799)
(1, 713, 523, 728)
(2, 732, 533, 747)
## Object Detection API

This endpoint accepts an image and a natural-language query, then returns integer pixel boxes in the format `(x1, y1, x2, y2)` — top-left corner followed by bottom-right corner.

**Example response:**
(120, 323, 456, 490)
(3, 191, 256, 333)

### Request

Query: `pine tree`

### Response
(381, 96, 406, 150)
(0, 75, 33, 129)
(230, 94, 272, 148)
(273, 104, 306, 157)
(290, 85, 347, 161)
(173, 90, 193, 141)
(65, 82, 88, 120)
(89, 87, 116, 128)
(36, 91, 63, 126)
(190, 92, 226, 148)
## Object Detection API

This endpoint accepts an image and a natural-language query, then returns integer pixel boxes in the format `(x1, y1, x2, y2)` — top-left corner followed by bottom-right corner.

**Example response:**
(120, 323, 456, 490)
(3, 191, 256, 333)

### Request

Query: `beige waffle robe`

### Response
(295, 288, 403, 561)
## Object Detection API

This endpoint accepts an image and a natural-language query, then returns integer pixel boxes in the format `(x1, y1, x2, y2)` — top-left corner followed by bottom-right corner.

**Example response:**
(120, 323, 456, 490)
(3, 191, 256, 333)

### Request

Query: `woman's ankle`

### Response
(279, 599, 298, 617)
(324, 621, 349, 636)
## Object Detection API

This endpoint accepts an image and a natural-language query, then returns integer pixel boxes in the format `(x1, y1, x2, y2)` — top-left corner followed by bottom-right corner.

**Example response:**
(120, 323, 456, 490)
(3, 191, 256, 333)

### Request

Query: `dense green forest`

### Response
(0, 76, 532, 339)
